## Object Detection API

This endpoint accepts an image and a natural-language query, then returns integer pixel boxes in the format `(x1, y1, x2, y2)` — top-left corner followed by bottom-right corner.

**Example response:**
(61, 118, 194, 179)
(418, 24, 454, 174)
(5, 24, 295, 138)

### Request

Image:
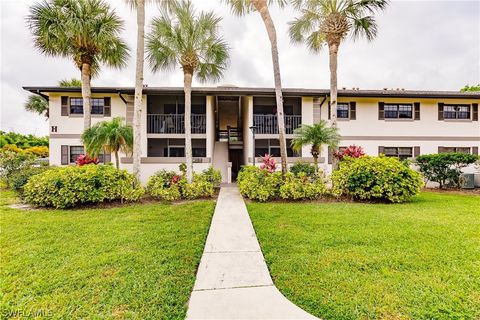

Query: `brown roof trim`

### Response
(22, 86, 480, 99)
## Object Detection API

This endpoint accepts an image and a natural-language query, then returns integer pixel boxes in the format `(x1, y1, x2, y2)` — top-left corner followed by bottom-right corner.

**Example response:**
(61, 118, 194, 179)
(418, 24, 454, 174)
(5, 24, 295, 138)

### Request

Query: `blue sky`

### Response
(1, 0, 479, 135)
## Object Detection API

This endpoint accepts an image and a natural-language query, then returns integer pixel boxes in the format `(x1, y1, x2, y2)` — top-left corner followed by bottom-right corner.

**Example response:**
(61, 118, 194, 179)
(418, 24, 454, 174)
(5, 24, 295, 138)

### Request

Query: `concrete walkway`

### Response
(186, 186, 317, 319)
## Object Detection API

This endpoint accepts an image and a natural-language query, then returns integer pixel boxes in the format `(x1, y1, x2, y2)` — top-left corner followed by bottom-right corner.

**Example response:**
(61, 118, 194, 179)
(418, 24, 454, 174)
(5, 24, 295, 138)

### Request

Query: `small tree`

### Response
(146, 0, 229, 183)
(81, 117, 133, 169)
(291, 120, 340, 172)
(415, 153, 478, 188)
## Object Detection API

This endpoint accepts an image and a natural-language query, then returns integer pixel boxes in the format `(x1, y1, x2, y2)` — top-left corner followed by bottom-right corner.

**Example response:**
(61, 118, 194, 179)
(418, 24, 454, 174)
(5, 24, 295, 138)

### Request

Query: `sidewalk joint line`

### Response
(193, 284, 274, 292)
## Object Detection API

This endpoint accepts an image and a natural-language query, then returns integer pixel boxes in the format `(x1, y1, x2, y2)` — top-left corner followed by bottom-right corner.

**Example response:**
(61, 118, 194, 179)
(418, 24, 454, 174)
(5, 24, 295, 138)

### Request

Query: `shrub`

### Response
(146, 170, 182, 201)
(290, 162, 316, 176)
(146, 167, 221, 201)
(0, 150, 36, 186)
(415, 153, 479, 188)
(23, 164, 144, 208)
(332, 156, 423, 203)
(334, 145, 365, 160)
(7, 165, 51, 195)
(202, 167, 222, 187)
(237, 166, 282, 202)
(24, 146, 49, 158)
(279, 172, 327, 200)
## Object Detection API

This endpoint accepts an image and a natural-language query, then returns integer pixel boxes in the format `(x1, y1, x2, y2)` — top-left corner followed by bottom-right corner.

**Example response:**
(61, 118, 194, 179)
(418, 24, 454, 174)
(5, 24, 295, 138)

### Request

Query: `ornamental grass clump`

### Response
(23, 164, 144, 208)
(332, 156, 423, 203)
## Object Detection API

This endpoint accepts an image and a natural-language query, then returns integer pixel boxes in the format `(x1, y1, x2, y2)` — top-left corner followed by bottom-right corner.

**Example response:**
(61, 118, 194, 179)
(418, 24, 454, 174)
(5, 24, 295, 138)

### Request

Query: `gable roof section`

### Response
(23, 86, 480, 99)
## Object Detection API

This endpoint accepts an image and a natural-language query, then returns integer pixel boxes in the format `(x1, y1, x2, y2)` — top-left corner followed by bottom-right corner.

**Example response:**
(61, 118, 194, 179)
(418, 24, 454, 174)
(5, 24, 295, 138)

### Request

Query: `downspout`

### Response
(32, 90, 49, 101)
(118, 91, 128, 105)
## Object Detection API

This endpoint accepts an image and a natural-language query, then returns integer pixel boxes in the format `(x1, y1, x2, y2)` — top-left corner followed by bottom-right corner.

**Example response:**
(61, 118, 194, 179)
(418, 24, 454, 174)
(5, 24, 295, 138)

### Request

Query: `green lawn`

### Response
(247, 192, 480, 320)
(0, 190, 215, 319)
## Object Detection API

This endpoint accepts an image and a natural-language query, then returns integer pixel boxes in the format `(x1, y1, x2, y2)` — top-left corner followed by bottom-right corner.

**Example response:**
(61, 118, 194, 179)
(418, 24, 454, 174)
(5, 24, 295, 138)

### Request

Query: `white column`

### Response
(301, 97, 314, 157)
(206, 96, 215, 159)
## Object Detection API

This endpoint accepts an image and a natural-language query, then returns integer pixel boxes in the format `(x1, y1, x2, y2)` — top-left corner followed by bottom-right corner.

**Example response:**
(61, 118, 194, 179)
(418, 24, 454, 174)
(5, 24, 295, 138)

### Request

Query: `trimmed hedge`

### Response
(237, 166, 327, 202)
(332, 156, 423, 203)
(23, 164, 144, 208)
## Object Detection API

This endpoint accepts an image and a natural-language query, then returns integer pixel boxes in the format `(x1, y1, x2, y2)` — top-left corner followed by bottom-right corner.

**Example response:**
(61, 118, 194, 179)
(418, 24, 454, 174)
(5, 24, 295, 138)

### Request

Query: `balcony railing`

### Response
(253, 114, 301, 134)
(147, 114, 206, 134)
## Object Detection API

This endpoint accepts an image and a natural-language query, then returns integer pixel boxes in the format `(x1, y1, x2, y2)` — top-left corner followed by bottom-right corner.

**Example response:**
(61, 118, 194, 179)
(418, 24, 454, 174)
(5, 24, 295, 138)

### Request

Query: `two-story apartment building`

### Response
(23, 86, 480, 183)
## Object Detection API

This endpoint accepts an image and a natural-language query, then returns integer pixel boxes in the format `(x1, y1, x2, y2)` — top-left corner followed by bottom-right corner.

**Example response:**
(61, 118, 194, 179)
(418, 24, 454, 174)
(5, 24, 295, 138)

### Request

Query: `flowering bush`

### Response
(76, 154, 99, 166)
(334, 145, 365, 161)
(260, 154, 276, 172)
(24, 146, 49, 158)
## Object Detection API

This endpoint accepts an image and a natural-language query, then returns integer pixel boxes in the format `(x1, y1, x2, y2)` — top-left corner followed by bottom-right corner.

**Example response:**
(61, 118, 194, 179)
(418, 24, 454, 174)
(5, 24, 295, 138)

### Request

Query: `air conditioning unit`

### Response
(460, 173, 475, 189)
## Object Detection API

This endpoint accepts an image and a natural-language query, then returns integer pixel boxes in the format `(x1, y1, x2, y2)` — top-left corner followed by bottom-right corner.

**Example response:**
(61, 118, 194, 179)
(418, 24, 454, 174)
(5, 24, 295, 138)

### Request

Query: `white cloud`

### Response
(1, 0, 479, 135)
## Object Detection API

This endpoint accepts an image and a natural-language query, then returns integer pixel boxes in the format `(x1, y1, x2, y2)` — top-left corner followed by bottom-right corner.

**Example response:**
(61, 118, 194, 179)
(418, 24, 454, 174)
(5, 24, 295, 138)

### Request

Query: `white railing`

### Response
(147, 114, 206, 134)
(253, 114, 302, 134)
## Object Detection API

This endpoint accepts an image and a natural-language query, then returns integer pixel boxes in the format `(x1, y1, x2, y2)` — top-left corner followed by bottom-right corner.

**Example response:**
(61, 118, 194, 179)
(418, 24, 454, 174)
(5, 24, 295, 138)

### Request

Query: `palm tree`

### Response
(58, 78, 82, 87)
(291, 120, 340, 172)
(146, 0, 229, 183)
(81, 117, 133, 169)
(24, 78, 82, 118)
(125, 0, 176, 181)
(27, 0, 129, 131)
(24, 95, 49, 119)
(226, 0, 289, 175)
(289, 0, 388, 126)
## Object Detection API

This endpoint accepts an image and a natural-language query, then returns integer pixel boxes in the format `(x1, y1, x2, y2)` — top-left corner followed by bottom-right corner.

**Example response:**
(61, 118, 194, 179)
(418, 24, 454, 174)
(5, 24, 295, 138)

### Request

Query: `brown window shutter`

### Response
(328, 146, 333, 164)
(378, 146, 384, 155)
(472, 146, 478, 155)
(61, 145, 69, 165)
(438, 146, 445, 153)
(414, 102, 420, 120)
(349, 102, 356, 120)
(328, 101, 331, 120)
(413, 146, 420, 157)
(104, 97, 111, 116)
(472, 103, 478, 121)
(61, 96, 69, 116)
(378, 102, 384, 120)
(438, 103, 444, 120)
(104, 152, 111, 163)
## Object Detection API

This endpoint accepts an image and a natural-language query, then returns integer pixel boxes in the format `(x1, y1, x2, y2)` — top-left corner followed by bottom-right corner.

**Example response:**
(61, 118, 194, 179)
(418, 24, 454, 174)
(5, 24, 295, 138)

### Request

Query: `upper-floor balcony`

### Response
(147, 114, 206, 134)
(253, 114, 302, 135)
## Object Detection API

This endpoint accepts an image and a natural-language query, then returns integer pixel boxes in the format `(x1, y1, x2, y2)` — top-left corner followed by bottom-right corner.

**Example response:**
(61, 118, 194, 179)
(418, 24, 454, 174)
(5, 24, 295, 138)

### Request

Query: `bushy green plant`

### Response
(7, 165, 51, 195)
(332, 156, 423, 203)
(237, 166, 282, 202)
(289, 162, 316, 176)
(23, 164, 144, 208)
(415, 153, 478, 188)
(0, 150, 36, 186)
(279, 172, 327, 200)
(146, 167, 221, 201)
(202, 167, 222, 187)
(146, 170, 182, 201)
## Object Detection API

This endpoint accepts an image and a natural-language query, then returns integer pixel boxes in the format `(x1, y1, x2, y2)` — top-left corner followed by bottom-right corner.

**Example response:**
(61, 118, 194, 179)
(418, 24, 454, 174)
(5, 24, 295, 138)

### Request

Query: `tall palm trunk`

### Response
(328, 42, 339, 127)
(183, 71, 193, 183)
(81, 62, 92, 130)
(132, 0, 145, 181)
(115, 150, 120, 169)
(253, 0, 288, 175)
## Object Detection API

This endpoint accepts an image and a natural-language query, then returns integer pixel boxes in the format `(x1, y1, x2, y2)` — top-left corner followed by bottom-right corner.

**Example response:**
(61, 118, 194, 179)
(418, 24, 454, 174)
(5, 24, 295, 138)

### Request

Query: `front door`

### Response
(229, 149, 243, 181)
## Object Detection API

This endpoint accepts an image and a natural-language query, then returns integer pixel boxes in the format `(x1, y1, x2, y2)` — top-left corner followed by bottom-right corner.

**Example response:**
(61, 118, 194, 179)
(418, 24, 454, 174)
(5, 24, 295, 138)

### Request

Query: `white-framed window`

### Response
(444, 105, 470, 119)
(69, 146, 84, 163)
(384, 104, 413, 119)
(69, 98, 105, 115)
(255, 139, 299, 157)
(337, 103, 349, 119)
